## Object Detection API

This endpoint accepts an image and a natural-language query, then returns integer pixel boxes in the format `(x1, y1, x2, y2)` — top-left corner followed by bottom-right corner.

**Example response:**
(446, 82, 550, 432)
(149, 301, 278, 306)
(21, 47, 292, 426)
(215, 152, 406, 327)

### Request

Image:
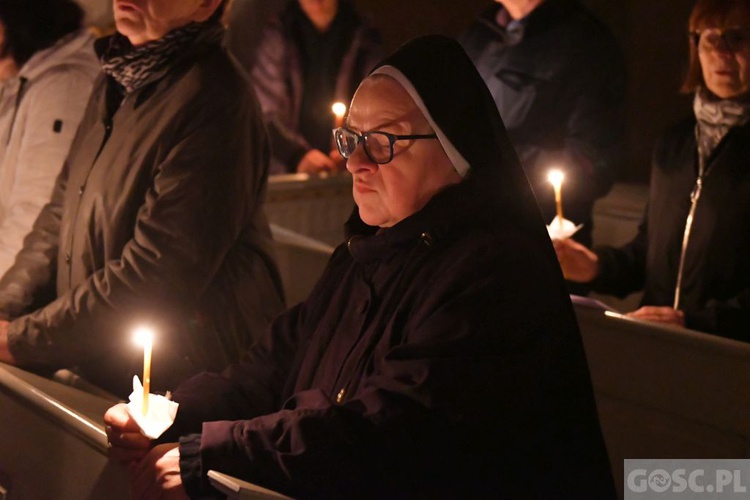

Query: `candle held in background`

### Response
(133, 326, 154, 416)
(547, 169, 565, 230)
(332, 102, 347, 129)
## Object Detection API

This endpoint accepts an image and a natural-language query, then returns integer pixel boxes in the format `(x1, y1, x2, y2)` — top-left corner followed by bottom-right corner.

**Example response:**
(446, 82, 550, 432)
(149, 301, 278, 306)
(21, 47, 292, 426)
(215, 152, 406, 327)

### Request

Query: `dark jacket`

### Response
(459, 0, 625, 246)
(594, 118, 750, 342)
(168, 35, 615, 499)
(0, 28, 285, 396)
(251, 1, 382, 173)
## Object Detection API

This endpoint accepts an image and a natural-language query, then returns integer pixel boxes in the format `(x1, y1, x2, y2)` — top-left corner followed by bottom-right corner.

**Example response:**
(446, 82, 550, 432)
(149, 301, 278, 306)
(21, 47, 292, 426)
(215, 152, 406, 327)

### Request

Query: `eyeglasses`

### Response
(333, 126, 438, 165)
(691, 27, 750, 52)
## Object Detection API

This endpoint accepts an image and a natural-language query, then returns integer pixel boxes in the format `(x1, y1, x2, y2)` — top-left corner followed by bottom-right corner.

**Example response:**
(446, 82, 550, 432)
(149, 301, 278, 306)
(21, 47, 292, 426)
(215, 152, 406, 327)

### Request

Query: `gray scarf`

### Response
(693, 87, 750, 170)
(100, 22, 223, 94)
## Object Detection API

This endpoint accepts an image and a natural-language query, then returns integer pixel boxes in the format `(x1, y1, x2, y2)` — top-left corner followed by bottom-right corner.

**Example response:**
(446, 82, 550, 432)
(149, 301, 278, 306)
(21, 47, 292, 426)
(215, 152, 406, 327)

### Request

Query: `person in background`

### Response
(0, 0, 285, 397)
(251, 0, 382, 175)
(0, 0, 99, 276)
(224, 0, 284, 74)
(555, 0, 750, 342)
(104, 35, 615, 499)
(459, 0, 625, 249)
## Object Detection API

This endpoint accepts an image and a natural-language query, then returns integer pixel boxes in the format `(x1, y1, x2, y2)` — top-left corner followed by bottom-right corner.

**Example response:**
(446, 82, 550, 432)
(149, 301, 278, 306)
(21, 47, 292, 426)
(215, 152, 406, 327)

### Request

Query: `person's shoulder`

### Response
(185, 45, 252, 102)
(433, 224, 549, 276)
(24, 32, 100, 83)
(155, 47, 258, 131)
(545, 0, 620, 51)
(652, 115, 696, 170)
(658, 115, 696, 148)
(252, 11, 294, 65)
(559, 0, 615, 35)
(457, 4, 503, 53)
(22, 64, 100, 109)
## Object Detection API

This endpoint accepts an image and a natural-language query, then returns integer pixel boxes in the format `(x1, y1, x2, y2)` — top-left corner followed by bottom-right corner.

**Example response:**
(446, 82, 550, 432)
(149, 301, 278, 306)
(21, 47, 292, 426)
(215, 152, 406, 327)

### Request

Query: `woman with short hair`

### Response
(0, 0, 99, 276)
(555, 0, 750, 341)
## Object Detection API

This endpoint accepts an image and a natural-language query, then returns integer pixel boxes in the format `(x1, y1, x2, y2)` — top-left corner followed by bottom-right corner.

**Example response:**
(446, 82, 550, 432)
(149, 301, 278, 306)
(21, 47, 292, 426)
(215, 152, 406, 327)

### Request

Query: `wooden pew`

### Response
(575, 304, 750, 499)
(0, 364, 127, 499)
(0, 364, 289, 499)
(265, 173, 353, 247)
(270, 224, 334, 307)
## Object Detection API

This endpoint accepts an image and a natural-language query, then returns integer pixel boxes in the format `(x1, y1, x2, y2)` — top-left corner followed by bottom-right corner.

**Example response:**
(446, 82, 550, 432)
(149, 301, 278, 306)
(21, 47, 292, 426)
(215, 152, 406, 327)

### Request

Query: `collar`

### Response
(479, 0, 576, 40)
(344, 179, 480, 264)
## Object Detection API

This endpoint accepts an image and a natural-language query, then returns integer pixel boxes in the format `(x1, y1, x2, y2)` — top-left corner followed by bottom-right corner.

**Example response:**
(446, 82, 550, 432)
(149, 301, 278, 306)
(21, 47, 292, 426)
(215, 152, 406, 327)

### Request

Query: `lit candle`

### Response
(133, 326, 154, 416)
(547, 169, 565, 230)
(332, 102, 347, 129)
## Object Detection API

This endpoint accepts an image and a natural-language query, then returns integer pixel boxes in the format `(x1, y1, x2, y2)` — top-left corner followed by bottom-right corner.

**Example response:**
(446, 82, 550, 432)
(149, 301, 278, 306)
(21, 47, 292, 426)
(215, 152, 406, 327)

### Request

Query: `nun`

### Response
(105, 35, 616, 499)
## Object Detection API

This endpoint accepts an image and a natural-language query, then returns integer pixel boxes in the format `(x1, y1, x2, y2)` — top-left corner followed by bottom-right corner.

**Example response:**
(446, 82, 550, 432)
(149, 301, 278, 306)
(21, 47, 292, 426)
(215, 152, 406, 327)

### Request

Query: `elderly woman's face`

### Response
(697, 25, 750, 98)
(345, 76, 461, 228)
(113, 0, 219, 46)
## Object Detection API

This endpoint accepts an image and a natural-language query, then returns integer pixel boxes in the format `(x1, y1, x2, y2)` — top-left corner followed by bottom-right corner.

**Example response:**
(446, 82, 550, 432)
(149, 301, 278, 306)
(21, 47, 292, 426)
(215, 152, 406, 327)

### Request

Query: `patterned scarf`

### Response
(693, 87, 750, 169)
(100, 21, 224, 94)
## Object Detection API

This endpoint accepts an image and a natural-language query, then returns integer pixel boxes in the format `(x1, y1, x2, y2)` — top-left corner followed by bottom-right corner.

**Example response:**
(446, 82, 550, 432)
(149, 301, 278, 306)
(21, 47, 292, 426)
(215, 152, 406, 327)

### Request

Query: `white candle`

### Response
(547, 169, 565, 230)
(133, 327, 154, 416)
(332, 102, 347, 128)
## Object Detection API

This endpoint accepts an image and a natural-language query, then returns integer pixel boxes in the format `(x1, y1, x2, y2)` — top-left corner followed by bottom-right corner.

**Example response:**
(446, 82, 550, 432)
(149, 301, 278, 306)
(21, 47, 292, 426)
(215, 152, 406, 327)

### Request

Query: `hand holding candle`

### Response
(133, 326, 154, 416)
(332, 101, 347, 129)
(125, 326, 178, 439)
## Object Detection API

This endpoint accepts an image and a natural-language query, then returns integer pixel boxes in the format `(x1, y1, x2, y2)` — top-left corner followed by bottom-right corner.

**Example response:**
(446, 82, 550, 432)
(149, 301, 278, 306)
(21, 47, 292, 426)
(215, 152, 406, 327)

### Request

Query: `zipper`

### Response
(673, 176, 701, 309)
(674, 126, 709, 310)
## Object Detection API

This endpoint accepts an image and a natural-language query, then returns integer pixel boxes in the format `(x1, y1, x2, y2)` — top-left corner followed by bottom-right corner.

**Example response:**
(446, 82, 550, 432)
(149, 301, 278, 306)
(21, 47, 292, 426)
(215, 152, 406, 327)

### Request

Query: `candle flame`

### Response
(547, 169, 564, 187)
(331, 102, 347, 118)
(133, 326, 154, 347)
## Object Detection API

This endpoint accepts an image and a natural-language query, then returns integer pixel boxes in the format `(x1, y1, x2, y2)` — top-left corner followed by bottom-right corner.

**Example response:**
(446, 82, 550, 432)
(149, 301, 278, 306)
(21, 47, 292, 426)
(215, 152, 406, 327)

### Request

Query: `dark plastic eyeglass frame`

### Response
(690, 27, 750, 52)
(333, 126, 438, 165)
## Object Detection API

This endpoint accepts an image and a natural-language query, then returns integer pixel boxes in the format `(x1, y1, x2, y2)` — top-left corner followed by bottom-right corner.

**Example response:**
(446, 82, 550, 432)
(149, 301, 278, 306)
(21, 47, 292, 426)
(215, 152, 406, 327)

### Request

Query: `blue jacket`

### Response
(459, 0, 626, 246)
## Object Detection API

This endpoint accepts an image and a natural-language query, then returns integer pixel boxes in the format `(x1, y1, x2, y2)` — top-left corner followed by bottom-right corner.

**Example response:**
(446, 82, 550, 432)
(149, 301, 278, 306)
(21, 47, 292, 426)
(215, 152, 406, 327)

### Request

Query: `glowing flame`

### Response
(547, 169, 564, 188)
(133, 326, 154, 347)
(331, 102, 347, 118)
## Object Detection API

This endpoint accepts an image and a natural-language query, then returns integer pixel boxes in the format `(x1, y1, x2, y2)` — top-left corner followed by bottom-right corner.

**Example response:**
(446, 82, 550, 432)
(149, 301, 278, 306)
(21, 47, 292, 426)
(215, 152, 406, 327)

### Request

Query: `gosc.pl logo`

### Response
(627, 468, 747, 494)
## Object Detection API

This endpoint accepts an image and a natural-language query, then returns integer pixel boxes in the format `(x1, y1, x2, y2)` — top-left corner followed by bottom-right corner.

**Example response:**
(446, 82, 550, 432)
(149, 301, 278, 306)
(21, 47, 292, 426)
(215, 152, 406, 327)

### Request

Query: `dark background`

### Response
(84, 0, 698, 184)
(355, 0, 696, 184)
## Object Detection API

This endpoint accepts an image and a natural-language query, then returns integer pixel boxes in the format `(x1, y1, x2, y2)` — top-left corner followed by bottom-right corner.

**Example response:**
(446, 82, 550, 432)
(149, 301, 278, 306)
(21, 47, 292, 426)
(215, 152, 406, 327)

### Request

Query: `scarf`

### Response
(693, 87, 750, 170)
(100, 21, 224, 94)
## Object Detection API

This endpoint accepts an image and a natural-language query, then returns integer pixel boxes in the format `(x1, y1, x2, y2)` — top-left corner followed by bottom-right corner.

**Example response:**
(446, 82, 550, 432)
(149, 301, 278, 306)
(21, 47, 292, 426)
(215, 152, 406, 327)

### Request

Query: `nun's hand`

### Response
(552, 238, 599, 282)
(131, 443, 187, 500)
(626, 306, 685, 328)
(105, 403, 151, 463)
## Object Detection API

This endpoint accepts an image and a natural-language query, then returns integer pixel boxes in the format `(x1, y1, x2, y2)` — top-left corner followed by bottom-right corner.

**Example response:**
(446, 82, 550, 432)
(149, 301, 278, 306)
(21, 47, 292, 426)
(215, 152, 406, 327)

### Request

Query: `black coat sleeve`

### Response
(591, 211, 649, 299)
